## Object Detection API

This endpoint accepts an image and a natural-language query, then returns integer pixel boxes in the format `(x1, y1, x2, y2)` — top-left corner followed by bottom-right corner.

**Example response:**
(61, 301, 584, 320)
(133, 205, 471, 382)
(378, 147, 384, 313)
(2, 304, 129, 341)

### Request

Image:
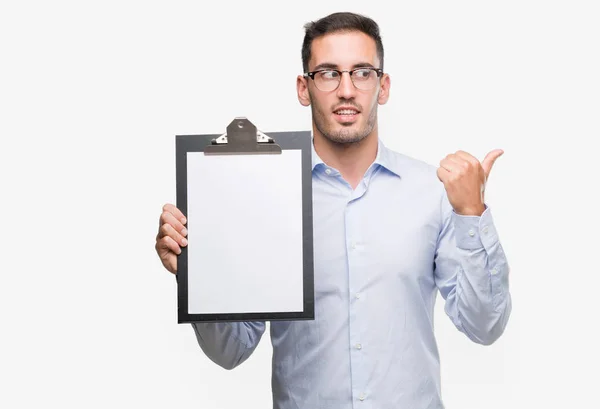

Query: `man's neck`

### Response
(313, 129, 379, 190)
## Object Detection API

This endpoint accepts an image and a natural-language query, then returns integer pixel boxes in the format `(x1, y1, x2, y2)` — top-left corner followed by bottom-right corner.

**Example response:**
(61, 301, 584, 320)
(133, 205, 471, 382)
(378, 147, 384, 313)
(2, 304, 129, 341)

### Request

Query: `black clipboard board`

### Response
(176, 118, 314, 323)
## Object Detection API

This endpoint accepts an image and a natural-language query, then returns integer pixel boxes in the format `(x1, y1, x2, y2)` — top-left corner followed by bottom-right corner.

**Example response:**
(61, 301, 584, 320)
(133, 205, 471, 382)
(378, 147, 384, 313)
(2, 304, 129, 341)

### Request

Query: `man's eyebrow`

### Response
(311, 62, 376, 71)
(351, 62, 376, 69)
(311, 63, 338, 71)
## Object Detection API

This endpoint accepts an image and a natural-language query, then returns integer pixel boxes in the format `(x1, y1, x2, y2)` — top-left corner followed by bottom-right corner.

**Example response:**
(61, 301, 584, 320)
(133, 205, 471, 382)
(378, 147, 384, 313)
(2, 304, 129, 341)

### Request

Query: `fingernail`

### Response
(182, 228, 187, 236)
(181, 217, 187, 224)
(182, 238, 187, 246)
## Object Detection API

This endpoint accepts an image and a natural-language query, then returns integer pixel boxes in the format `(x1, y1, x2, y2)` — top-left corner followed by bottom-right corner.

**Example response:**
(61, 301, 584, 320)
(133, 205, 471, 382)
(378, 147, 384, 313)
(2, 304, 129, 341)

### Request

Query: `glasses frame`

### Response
(303, 67, 384, 91)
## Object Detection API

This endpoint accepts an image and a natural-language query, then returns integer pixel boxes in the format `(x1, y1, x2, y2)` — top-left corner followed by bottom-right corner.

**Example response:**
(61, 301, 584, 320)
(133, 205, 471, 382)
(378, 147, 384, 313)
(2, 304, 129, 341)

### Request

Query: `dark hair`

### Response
(301, 12, 384, 73)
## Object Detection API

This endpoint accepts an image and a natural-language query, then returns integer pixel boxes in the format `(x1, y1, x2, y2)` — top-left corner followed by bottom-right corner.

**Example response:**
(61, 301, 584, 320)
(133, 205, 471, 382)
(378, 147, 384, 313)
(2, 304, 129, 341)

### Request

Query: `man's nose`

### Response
(336, 72, 357, 99)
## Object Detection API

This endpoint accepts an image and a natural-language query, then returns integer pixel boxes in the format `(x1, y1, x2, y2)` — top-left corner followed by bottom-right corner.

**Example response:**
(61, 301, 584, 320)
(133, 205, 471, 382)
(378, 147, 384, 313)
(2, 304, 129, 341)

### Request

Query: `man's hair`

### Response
(301, 12, 384, 73)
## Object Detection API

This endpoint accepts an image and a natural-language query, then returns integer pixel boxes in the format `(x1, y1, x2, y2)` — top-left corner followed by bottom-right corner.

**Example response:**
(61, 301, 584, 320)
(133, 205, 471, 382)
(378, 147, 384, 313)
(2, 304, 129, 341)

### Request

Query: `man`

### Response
(155, 11, 511, 409)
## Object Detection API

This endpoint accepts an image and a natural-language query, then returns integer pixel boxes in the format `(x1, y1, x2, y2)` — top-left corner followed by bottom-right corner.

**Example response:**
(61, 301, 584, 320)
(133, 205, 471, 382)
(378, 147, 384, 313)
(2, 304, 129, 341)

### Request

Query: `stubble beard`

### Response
(310, 94, 378, 146)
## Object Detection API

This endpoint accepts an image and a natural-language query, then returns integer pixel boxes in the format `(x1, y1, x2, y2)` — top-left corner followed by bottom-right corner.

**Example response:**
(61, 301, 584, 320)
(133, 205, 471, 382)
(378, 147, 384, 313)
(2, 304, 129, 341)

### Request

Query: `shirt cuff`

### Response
(451, 205, 499, 251)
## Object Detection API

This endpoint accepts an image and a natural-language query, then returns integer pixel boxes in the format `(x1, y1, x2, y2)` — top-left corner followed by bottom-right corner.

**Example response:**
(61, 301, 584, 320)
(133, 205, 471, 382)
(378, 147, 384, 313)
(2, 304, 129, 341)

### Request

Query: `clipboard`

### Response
(175, 117, 315, 323)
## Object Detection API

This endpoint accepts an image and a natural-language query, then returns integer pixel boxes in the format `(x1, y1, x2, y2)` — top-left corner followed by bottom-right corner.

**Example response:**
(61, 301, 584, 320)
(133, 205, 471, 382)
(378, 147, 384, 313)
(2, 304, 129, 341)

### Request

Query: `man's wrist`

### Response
(454, 204, 486, 217)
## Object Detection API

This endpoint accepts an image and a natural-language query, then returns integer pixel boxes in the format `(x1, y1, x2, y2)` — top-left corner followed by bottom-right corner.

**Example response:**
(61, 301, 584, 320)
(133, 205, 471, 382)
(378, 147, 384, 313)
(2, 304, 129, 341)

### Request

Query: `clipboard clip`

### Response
(204, 117, 282, 155)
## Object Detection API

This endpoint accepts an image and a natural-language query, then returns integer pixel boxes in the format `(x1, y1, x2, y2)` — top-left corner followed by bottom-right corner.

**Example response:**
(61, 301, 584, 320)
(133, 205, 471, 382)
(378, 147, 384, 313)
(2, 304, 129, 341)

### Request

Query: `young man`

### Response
(156, 12, 511, 409)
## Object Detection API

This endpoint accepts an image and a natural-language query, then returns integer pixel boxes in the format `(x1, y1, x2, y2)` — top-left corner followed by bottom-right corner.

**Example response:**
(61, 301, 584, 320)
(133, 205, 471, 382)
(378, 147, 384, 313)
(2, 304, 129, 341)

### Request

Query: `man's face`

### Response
(297, 31, 390, 145)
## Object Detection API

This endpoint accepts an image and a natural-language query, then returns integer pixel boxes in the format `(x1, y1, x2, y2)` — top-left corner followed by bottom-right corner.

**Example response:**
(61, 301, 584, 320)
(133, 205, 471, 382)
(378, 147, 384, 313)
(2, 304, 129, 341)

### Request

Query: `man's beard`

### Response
(310, 94, 378, 145)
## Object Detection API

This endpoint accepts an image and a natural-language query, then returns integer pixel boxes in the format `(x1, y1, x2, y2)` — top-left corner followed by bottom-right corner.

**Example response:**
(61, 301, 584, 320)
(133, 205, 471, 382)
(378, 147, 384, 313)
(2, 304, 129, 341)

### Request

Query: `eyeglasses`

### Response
(304, 67, 383, 92)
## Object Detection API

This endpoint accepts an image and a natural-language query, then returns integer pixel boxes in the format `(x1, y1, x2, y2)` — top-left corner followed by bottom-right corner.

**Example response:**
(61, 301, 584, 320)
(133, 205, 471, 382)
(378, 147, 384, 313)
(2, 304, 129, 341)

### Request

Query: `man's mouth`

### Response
(333, 107, 360, 122)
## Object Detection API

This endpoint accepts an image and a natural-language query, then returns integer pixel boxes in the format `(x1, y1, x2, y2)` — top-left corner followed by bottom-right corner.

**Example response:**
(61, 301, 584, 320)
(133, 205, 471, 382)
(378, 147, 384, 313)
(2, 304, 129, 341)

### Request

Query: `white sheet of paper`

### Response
(186, 150, 304, 314)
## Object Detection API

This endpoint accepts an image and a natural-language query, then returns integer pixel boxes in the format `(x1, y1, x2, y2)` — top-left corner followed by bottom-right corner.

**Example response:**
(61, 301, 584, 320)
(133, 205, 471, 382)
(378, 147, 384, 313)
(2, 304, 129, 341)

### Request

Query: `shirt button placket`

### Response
(346, 200, 367, 407)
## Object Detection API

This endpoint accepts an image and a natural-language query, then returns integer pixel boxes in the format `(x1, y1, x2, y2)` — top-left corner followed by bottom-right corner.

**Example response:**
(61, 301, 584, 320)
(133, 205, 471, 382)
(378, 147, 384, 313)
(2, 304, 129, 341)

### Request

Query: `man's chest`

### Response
(310, 175, 442, 297)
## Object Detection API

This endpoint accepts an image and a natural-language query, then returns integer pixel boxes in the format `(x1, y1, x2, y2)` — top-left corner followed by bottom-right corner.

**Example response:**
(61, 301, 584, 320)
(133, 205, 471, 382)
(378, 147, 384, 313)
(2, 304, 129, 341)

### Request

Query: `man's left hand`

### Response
(436, 149, 504, 216)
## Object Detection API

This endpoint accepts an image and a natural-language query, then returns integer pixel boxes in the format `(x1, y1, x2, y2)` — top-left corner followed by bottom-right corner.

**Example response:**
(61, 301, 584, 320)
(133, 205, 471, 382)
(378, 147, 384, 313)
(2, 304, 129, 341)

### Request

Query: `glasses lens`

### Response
(352, 69, 378, 90)
(314, 70, 340, 92)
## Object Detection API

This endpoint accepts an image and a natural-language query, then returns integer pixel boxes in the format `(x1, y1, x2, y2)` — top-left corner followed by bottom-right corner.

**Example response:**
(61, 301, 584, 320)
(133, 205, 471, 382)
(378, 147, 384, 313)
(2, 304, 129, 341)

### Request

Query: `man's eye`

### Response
(319, 71, 339, 80)
(354, 69, 371, 79)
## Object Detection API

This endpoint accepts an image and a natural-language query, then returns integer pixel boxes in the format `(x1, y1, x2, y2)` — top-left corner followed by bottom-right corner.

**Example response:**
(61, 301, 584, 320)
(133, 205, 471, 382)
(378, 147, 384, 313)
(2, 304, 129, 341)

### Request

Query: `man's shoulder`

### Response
(383, 146, 449, 214)
(384, 146, 439, 181)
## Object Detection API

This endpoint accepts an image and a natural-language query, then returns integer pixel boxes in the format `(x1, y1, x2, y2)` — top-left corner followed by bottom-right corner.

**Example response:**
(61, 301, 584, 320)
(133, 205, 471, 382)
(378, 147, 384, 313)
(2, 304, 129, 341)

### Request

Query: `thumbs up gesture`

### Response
(436, 149, 504, 216)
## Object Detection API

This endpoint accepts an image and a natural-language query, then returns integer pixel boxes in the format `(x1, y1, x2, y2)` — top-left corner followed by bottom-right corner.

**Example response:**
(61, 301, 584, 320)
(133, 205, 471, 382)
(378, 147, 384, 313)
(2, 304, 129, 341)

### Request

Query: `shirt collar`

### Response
(311, 138, 324, 170)
(311, 137, 402, 177)
(372, 138, 402, 177)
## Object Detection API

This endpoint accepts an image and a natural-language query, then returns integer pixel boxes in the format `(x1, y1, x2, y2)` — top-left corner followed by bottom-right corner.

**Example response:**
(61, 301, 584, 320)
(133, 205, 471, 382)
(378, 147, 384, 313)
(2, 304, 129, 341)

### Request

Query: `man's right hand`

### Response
(155, 203, 188, 274)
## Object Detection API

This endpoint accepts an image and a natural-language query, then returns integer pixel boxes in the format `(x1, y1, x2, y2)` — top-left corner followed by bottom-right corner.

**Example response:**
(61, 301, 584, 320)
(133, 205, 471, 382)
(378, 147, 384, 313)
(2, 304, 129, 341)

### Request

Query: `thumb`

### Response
(481, 149, 504, 178)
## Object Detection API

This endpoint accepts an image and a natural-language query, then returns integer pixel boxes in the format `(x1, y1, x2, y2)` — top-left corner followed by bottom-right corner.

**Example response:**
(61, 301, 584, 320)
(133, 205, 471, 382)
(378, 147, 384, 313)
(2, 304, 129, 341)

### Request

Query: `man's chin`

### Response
(323, 129, 368, 145)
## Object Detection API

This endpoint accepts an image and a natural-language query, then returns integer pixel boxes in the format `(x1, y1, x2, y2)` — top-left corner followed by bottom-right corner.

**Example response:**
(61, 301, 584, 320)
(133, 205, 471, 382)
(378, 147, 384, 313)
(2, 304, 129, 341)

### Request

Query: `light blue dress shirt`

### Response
(191, 138, 512, 409)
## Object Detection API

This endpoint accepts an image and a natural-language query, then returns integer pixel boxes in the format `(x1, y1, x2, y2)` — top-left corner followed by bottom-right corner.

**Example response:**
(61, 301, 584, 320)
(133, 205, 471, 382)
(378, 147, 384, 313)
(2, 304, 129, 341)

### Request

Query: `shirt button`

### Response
(468, 229, 475, 237)
(490, 268, 498, 275)
(350, 242, 356, 250)
(325, 168, 332, 175)
(355, 293, 361, 299)
(482, 226, 489, 234)
(355, 343, 362, 350)
(359, 394, 366, 401)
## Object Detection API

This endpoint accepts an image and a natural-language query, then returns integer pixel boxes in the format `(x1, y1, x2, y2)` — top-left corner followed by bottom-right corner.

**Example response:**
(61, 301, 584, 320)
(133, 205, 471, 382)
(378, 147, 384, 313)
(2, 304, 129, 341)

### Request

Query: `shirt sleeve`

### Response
(191, 321, 267, 369)
(433, 192, 512, 345)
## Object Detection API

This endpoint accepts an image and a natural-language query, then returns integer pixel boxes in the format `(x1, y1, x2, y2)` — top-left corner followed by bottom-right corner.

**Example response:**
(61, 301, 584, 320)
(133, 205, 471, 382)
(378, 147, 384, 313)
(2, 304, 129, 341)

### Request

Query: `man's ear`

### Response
(377, 73, 391, 105)
(297, 75, 311, 107)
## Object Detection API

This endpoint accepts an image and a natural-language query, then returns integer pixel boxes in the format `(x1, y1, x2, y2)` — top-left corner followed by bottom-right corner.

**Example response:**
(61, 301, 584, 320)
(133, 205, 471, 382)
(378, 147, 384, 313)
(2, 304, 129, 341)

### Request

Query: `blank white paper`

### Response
(186, 150, 304, 314)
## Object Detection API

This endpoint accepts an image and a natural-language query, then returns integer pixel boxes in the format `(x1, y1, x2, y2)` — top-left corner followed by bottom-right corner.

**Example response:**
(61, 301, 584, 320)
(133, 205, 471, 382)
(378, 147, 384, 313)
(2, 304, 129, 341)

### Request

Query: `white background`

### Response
(1, 1, 598, 408)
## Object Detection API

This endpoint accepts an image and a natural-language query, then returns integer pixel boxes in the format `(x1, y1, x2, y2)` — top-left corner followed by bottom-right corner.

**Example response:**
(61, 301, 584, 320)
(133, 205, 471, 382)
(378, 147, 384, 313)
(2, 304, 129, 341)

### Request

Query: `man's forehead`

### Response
(309, 31, 379, 69)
